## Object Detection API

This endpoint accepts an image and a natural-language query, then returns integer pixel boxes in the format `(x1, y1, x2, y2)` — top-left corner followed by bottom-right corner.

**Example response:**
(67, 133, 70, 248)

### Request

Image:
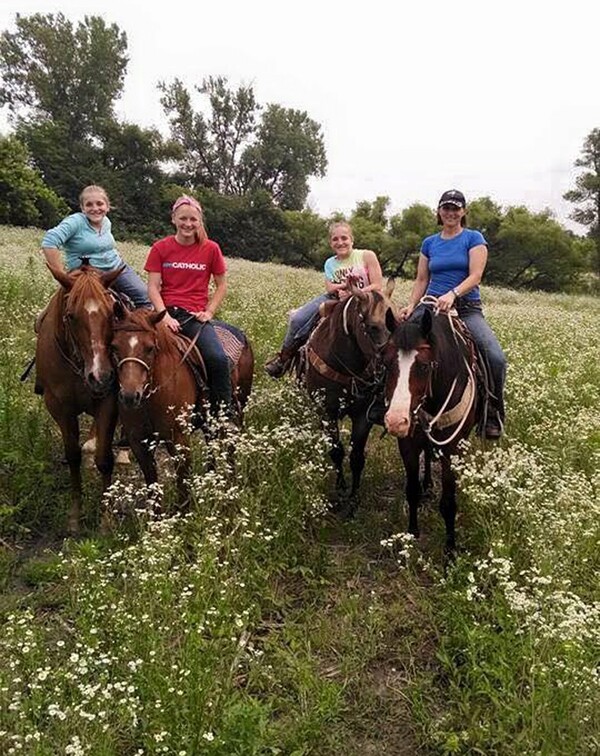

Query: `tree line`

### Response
(0, 12, 599, 292)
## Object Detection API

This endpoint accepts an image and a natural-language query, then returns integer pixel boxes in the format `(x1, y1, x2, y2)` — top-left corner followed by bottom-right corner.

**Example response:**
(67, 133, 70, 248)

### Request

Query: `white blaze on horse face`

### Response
(128, 335, 139, 351)
(85, 299, 100, 315)
(385, 349, 418, 437)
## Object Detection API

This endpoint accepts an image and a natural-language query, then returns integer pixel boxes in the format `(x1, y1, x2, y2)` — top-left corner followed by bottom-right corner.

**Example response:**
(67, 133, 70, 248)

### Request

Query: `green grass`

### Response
(0, 226, 599, 754)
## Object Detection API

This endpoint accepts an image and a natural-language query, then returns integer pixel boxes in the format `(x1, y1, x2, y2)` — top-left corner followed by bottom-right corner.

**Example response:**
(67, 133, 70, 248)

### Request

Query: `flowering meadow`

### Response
(0, 226, 599, 754)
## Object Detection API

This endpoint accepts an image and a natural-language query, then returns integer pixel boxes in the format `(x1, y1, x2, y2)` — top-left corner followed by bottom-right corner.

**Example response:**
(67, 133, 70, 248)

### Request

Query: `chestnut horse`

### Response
(35, 265, 123, 532)
(301, 282, 396, 517)
(110, 307, 254, 505)
(383, 306, 480, 553)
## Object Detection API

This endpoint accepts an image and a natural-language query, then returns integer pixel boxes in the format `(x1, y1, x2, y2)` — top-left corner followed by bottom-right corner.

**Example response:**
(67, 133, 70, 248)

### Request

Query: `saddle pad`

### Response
(214, 322, 246, 365)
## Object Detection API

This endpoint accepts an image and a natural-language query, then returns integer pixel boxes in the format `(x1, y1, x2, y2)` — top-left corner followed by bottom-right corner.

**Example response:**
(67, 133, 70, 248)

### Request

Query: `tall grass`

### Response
(0, 226, 599, 754)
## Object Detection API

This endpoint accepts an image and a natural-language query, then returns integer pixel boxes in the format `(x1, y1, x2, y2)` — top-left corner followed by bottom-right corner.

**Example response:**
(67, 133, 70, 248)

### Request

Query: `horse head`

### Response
(111, 306, 167, 408)
(383, 308, 435, 437)
(346, 283, 397, 357)
(52, 265, 124, 395)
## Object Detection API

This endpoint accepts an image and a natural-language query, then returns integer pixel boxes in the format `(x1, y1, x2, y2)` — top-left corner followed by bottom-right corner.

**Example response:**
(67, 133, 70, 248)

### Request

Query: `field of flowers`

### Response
(0, 226, 599, 754)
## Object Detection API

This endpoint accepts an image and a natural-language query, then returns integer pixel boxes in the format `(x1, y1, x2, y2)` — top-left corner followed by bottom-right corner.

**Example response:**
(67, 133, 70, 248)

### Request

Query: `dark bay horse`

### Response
(110, 307, 254, 506)
(35, 265, 124, 532)
(302, 282, 396, 517)
(383, 306, 480, 553)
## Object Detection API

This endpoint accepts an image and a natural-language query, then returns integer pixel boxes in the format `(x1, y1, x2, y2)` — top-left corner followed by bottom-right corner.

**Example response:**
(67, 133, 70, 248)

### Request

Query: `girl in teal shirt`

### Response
(41, 185, 150, 307)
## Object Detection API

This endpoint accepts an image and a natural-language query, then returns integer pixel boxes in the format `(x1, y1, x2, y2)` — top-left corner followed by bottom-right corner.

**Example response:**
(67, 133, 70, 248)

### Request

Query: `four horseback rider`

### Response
(35, 186, 505, 463)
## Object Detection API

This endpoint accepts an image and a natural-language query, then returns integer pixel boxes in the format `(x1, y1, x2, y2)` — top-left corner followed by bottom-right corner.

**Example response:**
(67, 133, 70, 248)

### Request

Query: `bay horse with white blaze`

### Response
(302, 281, 396, 517)
(110, 306, 254, 506)
(35, 264, 123, 532)
(383, 305, 480, 553)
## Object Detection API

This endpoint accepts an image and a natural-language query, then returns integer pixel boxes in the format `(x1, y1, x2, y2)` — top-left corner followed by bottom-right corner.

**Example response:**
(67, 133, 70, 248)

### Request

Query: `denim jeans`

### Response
(112, 264, 151, 308)
(410, 301, 507, 422)
(168, 307, 233, 415)
(282, 293, 333, 349)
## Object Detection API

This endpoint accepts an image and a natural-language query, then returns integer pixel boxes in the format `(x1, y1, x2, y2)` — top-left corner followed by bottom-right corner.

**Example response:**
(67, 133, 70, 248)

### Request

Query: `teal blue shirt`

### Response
(42, 212, 122, 271)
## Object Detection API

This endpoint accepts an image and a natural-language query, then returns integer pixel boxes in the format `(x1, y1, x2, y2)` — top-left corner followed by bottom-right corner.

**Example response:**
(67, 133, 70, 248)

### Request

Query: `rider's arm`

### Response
(147, 272, 180, 332)
(40, 214, 81, 271)
(40, 247, 64, 271)
(361, 249, 383, 292)
(207, 273, 227, 316)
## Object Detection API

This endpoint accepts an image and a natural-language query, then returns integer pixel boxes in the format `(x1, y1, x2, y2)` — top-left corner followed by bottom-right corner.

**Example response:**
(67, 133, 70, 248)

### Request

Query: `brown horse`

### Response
(35, 264, 124, 532)
(302, 282, 396, 517)
(383, 306, 480, 553)
(110, 306, 254, 505)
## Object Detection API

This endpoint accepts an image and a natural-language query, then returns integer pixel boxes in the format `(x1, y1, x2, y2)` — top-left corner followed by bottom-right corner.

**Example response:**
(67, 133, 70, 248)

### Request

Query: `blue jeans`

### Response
(411, 301, 507, 422)
(168, 307, 233, 415)
(112, 264, 151, 308)
(282, 293, 332, 349)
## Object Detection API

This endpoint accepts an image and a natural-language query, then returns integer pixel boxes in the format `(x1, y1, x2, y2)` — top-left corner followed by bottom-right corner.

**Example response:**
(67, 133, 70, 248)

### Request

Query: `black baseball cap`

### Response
(438, 190, 466, 209)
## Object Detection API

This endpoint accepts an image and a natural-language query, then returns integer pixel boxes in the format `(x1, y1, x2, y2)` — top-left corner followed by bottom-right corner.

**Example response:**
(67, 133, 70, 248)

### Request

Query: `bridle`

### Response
(392, 302, 477, 447)
(308, 294, 390, 394)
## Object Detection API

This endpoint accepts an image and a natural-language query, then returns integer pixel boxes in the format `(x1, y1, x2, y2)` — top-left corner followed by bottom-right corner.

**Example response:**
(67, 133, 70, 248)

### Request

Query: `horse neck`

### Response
(429, 318, 469, 401)
(319, 299, 370, 372)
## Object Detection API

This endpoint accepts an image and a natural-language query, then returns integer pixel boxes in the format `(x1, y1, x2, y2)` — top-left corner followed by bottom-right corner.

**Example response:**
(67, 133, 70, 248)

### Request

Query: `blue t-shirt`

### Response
(42, 212, 122, 271)
(421, 228, 487, 301)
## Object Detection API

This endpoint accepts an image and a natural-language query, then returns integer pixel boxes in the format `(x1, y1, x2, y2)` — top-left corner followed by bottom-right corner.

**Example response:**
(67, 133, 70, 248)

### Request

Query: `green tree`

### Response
(0, 13, 128, 140)
(0, 135, 68, 227)
(388, 203, 437, 277)
(492, 207, 586, 291)
(563, 128, 600, 273)
(160, 76, 327, 210)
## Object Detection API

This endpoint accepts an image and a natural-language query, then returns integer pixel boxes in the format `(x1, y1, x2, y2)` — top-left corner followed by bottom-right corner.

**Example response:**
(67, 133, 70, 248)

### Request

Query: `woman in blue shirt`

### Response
(41, 185, 150, 307)
(400, 190, 506, 439)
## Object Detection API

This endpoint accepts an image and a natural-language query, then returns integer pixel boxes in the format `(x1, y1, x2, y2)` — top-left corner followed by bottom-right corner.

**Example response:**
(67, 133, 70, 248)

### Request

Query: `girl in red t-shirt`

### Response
(145, 196, 233, 421)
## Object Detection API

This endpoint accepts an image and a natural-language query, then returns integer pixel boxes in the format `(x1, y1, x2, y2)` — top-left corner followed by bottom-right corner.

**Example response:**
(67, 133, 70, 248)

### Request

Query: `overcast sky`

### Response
(2, 0, 598, 233)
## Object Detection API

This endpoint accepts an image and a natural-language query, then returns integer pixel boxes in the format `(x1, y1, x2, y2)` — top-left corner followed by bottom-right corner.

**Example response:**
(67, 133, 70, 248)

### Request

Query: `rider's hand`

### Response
(437, 292, 456, 313)
(338, 289, 351, 302)
(164, 313, 181, 332)
(195, 309, 213, 322)
(398, 303, 415, 321)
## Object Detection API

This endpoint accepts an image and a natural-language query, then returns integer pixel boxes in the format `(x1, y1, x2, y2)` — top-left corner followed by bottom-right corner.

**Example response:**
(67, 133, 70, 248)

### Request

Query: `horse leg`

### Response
(439, 454, 457, 555)
(165, 437, 191, 510)
(398, 439, 422, 539)
(49, 404, 83, 534)
(93, 398, 117, 489)
(323, 414, 346, 495)
(344, 415, 372, 517)
(421, 443, 433, 496)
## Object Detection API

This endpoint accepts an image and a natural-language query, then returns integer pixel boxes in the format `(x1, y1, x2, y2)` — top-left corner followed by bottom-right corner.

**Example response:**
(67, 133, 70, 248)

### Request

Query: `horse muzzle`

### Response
(384, 409, 412, 438)
(118, 388, 144, 409)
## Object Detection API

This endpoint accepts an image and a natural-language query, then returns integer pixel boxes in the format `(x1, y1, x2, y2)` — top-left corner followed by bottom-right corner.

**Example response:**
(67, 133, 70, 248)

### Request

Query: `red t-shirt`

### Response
(145, 236, 227, 312)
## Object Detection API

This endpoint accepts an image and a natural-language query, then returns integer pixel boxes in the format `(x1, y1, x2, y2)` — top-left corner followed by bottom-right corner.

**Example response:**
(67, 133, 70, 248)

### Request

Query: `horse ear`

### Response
(385, 277, 396, 298)
(100, 265, 126, 289)
(150, 309, 168, 326)
(421, 307, 433, 337)
(319, 300, 339, 319)
(113, 300, 126, 321)
(47, 264, 73, 291)
(385, 307, 398, 333)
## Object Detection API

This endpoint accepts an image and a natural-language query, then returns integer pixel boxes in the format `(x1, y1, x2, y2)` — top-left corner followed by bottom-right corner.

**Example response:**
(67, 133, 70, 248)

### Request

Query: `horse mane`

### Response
(430, 315, 469, 377)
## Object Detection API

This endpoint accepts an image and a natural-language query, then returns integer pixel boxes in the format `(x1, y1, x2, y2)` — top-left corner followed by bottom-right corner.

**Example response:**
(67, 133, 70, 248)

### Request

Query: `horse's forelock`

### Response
(392, 321, 426, 352)
(66, 268, 112, 316)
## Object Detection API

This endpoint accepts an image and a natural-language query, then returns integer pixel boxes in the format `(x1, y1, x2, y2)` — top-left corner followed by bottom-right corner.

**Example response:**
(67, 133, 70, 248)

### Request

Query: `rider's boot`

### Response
(264, 345, 297, 379)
